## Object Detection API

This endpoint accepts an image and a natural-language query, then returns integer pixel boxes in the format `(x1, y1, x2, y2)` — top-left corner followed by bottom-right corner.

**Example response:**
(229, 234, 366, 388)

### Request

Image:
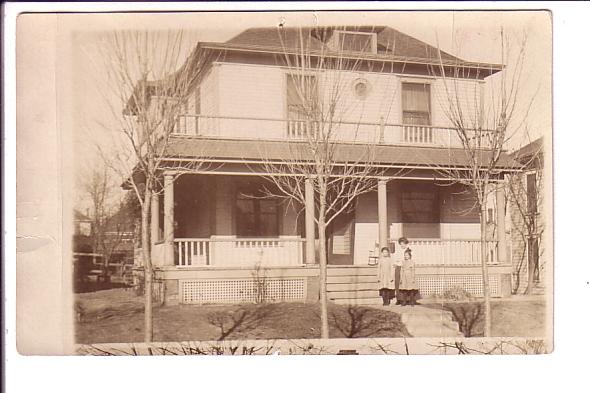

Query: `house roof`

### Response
(226, 26, 458, 61)
(511, 137, 544, 162)
(206, 26, 503, 72)
(165, 137, 521, 171)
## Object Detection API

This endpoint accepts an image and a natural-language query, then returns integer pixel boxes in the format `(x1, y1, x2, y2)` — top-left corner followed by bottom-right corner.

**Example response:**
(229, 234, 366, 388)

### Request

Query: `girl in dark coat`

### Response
(377, 247, 395, 305)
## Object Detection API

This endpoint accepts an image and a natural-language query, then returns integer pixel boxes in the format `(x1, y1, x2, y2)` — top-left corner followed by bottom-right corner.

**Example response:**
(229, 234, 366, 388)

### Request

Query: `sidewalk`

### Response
(370, 303, 464, 338)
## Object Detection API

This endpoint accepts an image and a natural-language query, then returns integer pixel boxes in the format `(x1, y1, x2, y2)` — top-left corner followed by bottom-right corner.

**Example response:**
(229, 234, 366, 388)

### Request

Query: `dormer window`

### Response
(334, 30, 377, 53)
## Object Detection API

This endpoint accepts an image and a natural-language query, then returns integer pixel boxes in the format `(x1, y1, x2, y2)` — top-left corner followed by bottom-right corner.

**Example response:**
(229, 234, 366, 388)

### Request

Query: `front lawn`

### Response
(425, 299, 546, 337)
(75, 289, 409, 343)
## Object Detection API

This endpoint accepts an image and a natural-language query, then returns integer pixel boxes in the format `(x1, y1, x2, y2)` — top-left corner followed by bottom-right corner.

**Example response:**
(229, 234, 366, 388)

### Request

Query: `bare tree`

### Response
(95, 30, 215, 342)
(79, 163, 133, 282)
(507, 137, 544, 294)
(433, 29, 534, 336)
(256, 27, 407, 338)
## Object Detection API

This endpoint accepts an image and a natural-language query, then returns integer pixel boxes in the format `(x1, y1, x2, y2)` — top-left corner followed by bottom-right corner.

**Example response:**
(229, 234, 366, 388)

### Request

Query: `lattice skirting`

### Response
(416, 274, 500, 297)
(180, 278, 306, 304)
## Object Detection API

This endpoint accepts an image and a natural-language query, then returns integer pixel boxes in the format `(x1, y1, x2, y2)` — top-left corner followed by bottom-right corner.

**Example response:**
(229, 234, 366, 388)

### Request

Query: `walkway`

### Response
(369, 303, 464, 338)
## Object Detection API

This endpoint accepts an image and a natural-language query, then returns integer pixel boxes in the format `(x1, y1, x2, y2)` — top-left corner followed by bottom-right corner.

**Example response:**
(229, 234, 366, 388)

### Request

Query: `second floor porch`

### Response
(172, 113, 497, 148)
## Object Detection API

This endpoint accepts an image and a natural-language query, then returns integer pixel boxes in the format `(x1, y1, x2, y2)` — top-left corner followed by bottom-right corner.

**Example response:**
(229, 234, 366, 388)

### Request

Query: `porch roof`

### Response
(165, 137, 521, 171)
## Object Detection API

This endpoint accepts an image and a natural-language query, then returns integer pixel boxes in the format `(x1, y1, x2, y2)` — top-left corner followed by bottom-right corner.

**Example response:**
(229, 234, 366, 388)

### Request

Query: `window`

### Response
(236, 189, 279, 237)
(528, 237, 540, 283)
(487, 208, 495, 224)
(337, 31, 376, 53)
(401, 184, 440, 239)
(287, 74, 318, 136)
(157, 194, 164, 241)
(526, 173, 537, 214)
(402, 82, 431, 125)
(287, 74, 318, 116)
(401, 188, 439, 223)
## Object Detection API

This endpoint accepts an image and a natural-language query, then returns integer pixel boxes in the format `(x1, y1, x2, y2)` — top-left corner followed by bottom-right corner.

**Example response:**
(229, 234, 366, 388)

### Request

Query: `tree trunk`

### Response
(141, 188, 153, 343)
(480, 207, 492, 337)
(318, 200, 329, 339)
(102, 255, 111, 284)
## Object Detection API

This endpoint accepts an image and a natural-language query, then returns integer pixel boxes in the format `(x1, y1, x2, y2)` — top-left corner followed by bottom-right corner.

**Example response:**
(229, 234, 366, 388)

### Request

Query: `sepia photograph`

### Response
(14, 8, 554, 358)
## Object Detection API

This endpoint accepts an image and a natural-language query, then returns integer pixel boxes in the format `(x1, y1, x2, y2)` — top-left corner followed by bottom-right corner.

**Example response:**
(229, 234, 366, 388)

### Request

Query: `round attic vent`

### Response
(352, 78, 370, 99)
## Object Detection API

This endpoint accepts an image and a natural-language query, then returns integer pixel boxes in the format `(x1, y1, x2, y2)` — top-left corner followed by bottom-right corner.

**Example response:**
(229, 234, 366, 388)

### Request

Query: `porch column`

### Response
(378, 178, 388, 250)
(151, 193, 159, 246)
(496, 183, 507, 263)
(163, 174, 175, 266)
(305, 177, 316, 264)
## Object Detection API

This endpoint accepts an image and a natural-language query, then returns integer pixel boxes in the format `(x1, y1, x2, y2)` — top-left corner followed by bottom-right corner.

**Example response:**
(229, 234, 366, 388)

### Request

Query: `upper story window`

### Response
(286, 74, 318, 118)
(402, 82, 431, 126)
(334, 31, 377, 53)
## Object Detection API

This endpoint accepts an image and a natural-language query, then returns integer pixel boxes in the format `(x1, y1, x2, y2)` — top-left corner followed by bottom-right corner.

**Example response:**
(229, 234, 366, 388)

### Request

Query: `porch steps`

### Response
(326, 265, 382, 305)
(332, 297, 384, 306)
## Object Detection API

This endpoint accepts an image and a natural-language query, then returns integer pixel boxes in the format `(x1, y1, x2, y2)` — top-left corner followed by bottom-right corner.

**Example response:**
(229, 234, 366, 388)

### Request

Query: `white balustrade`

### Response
(408, 239, 499, 265)
(175, 239, 210, 266)
(171, 114, 491, 149)
(403, 125, 434, 144)
(287, 119, 319, 139)
(174, 237, 304, 267)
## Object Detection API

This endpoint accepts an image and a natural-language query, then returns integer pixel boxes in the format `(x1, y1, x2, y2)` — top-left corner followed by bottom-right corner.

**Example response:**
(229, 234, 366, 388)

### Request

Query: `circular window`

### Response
(353, 78, 370, 99)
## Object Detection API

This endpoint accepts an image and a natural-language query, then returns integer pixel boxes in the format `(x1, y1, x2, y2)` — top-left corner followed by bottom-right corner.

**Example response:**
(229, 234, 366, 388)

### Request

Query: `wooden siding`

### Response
(189, 62, 484, 145)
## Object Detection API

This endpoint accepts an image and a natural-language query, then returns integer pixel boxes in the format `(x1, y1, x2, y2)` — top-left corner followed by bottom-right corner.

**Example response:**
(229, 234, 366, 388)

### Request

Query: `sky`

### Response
(65, 10, 551, 196)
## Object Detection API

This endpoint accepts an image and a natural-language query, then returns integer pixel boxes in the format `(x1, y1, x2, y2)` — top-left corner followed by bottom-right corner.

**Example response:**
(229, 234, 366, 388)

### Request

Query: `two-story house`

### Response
(126, 26, 519, 305)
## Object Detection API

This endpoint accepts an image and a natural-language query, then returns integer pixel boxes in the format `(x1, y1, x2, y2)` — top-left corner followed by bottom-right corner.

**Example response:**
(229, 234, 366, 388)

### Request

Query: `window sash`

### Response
(236, 191, 279, 237)
(287, 74, 318, 117)
(339, 32, 374, 52)
(401, 188, 440, 223)
(402, 83, 431, 125)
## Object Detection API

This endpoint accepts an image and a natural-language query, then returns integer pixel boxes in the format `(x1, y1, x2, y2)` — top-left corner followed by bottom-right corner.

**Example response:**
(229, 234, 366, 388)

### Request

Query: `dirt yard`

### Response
(75, 289, 409, 343)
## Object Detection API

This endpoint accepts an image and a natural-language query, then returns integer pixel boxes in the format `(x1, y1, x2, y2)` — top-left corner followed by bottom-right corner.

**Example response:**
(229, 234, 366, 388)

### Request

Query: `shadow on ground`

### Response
(75, 289, 409, 343)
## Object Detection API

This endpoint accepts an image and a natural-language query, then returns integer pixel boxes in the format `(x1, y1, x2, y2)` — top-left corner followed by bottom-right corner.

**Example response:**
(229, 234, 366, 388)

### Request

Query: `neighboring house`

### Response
(102, 205, 137, 267)
(73, 209, 93, 255)
(508, 137, 545, 294)
(74, 203, 137, 284)
(126, 26, 520, 305)
(74, 209, 92, 238)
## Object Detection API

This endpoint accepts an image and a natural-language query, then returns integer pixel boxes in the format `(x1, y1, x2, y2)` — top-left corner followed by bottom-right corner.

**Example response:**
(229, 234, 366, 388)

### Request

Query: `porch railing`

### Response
(403, 125, 434, 144)
(174, 236, 305, 267)
(409, 239, 499, 265)
(172, 114, 493, 149)
(286, 119, 320, 138)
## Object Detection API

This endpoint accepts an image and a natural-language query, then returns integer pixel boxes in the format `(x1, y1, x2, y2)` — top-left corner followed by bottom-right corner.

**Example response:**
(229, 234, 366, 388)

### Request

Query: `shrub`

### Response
(441, 286, 474, 301)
